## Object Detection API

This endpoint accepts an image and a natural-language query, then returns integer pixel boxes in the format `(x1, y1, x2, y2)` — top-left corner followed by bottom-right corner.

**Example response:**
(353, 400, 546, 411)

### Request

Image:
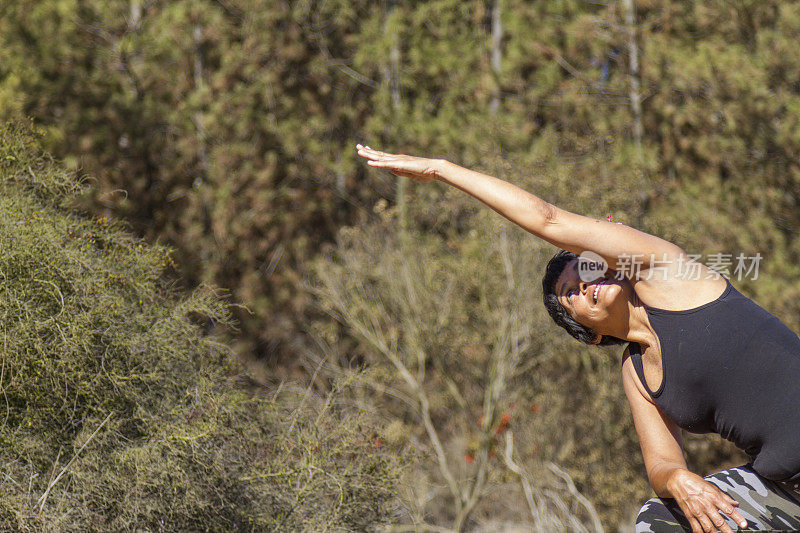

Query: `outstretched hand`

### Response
(356, 144, 442, 183)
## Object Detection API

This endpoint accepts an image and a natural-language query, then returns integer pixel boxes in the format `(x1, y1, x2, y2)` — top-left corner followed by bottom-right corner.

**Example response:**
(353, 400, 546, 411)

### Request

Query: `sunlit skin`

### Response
(356, 144, 749, 533)
(553, 259, 663, 353)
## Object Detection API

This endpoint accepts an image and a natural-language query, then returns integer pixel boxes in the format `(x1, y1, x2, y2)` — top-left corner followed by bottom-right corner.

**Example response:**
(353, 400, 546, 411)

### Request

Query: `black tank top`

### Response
(629, 279, 800, 482)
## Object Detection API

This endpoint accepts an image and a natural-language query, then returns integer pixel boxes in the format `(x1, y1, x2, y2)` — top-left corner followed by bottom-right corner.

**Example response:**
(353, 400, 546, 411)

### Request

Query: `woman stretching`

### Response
(356, 145, 800, 533)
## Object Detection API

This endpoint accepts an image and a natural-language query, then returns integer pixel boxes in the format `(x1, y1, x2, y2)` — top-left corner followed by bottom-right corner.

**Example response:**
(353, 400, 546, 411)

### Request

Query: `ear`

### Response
(588, 335, 602, 346)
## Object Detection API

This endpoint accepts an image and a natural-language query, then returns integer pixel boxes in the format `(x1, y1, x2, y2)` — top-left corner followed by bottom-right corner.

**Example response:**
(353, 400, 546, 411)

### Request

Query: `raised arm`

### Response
(356, 145, 682, 278)
(621, 354, 747, 533)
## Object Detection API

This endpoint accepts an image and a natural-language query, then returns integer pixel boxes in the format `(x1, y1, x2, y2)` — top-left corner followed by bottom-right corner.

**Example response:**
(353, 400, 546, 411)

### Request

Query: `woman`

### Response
(356, 144, 800, 533)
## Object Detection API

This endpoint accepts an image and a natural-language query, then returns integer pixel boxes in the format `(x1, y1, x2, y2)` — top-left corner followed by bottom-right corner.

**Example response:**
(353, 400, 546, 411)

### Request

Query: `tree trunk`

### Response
(624, 0, 651, 224)
(130, 0, 141, 26)
(490, 0, 503, 115)
(623, 0, 643, 157)
(379, 0, 407, 244)
(387, 1, 407, 243)
(193, 24, 209, 186)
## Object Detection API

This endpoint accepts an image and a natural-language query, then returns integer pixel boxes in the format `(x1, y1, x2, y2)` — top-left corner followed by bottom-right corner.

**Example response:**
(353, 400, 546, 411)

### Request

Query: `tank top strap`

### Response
(628, 342, 656, 398)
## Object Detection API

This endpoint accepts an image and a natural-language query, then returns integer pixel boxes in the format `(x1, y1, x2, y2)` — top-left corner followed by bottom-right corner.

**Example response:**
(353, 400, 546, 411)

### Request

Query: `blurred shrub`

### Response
(0, 121, 401, 531)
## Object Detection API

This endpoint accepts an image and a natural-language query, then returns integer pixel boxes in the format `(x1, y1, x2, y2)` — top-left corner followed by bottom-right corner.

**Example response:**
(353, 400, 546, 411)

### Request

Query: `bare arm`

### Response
(621, 353, 747, 533)
(434, 159, 685, 273)
(356, 145, 682, 276)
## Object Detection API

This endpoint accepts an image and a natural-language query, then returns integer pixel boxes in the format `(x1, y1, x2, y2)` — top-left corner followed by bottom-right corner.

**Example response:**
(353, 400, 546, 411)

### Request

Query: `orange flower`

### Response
(496, 412, 511, 434)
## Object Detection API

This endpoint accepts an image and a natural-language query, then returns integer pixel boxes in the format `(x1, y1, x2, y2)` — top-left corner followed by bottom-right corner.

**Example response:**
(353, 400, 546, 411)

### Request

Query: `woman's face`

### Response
(553, 258, 633, 332)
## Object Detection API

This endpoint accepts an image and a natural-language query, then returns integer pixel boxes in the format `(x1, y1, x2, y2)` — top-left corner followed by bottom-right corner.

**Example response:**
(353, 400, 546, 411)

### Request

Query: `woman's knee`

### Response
(635, 497, 689, 533)
(635, 497, 662, 527)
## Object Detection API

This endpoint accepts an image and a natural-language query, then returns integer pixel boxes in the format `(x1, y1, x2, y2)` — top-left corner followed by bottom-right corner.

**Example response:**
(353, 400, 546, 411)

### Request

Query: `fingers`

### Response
(358, 144, 409, 171)
(714, 493, 747, 530)
(366, 160, 407, 173)
(365, 158, 411, 176)
(355, 144, 436, 183)
(697, 506, 745, 533)
(687, 515, 703, 533)
(683, 499, 745, 533)
(681, 500, 707, 533)
(719, 492, 739, 509)
(690, 510, 726, 533)
(356, 144, 398, 160)
(728, 509, 747, 530)
(707, 509, 733, 533)
(697, 512, 715, 532)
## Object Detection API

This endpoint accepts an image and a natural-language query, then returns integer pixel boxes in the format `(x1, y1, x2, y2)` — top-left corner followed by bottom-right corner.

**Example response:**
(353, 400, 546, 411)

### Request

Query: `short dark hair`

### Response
(541, 250, 625, 346)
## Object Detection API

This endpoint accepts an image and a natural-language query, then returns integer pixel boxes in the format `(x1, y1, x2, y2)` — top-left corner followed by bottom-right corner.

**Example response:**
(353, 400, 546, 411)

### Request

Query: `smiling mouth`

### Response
(593, 280, 606, 304)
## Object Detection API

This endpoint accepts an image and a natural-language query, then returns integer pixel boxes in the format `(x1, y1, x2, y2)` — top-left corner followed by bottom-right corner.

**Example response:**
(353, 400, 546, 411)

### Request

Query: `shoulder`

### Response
(632, 262, 729, 311)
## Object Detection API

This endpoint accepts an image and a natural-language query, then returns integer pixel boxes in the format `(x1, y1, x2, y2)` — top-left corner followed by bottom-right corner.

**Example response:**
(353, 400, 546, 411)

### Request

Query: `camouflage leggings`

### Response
(636, 465, 800, 532)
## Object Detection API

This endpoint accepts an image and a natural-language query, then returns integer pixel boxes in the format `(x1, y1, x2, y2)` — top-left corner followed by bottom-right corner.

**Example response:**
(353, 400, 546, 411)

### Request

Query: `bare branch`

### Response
(382, 524, 457, 533)
(37, 412, 113, 512)
(547, 462, 604, 533)
(334, 300, 463, 509)
(288, 358, 325, 433)
(502, 431, 544, 530)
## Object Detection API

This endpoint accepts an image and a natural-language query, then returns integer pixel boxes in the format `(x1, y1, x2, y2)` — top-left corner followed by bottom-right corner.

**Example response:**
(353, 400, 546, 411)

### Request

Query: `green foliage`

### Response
(0, 0, 395, 360)
(0, 121, 83, 204)
(3, 1, 800, 529)
(0, 122, 400, 531)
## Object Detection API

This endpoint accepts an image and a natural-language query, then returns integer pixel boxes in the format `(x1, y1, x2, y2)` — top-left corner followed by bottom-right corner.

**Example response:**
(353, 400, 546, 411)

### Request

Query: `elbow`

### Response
(541, 202, 559, 225)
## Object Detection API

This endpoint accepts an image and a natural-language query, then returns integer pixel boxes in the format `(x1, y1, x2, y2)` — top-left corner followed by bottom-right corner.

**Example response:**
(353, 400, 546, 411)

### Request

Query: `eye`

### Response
(567, 289, 577, 299)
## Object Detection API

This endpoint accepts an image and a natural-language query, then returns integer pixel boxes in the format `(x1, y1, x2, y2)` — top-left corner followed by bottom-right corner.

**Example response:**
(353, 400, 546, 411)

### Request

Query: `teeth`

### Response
(593, 281, 603, 302)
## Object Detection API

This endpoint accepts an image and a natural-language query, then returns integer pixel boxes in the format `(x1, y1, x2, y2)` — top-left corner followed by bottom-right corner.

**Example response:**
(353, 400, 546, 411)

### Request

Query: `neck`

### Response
(603, 292, 659, 349)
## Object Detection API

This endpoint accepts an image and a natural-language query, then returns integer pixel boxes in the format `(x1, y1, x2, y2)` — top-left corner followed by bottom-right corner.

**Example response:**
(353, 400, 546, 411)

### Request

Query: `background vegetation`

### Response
(0, 122, 400, 531)
(1, 0, 799, 530)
